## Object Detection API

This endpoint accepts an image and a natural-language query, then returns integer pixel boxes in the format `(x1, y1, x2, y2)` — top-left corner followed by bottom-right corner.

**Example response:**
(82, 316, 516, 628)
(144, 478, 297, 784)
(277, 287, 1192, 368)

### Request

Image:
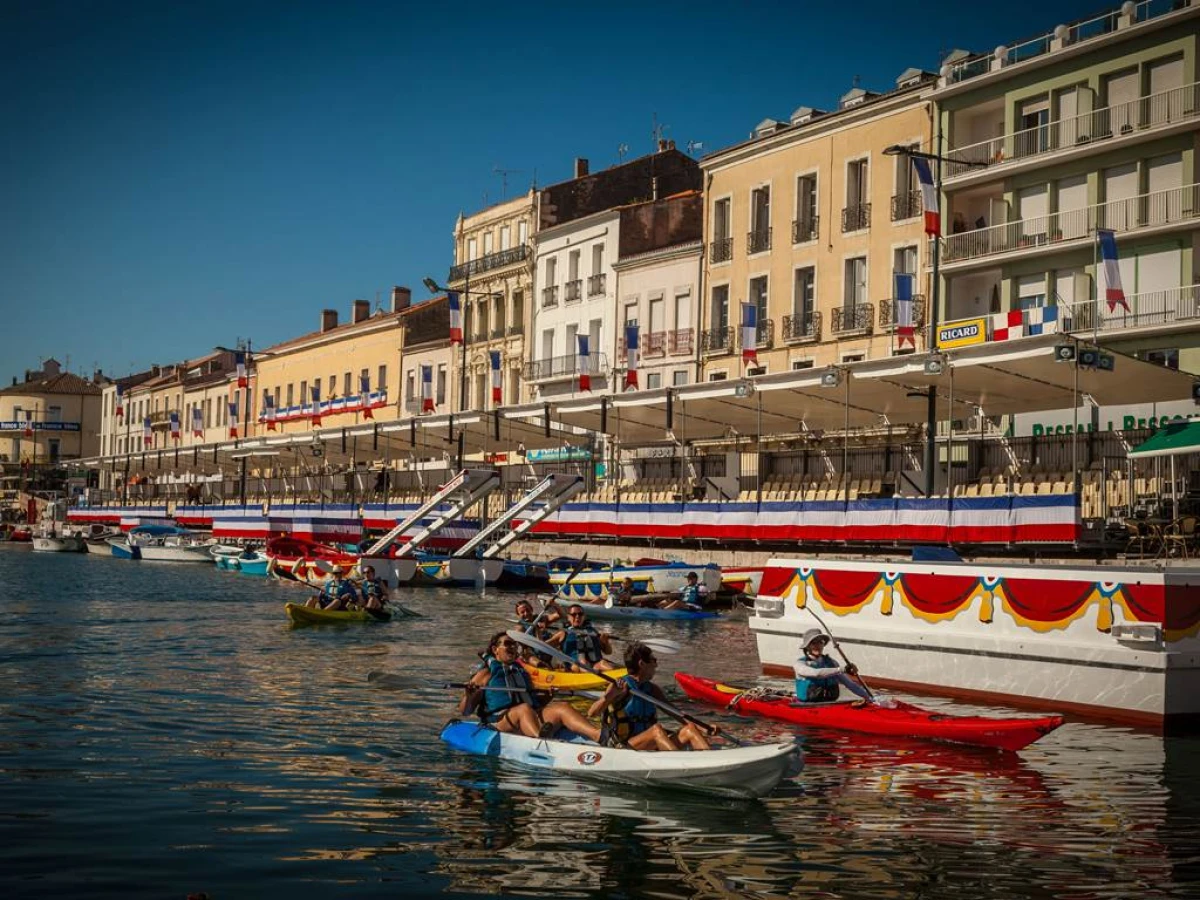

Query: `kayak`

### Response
(575, 603, 720, 621)
(521, 662, 628, 691)
(440, 720, 800, 799)
(284, 602, 391, 625)
(674, 673, 1063, 752)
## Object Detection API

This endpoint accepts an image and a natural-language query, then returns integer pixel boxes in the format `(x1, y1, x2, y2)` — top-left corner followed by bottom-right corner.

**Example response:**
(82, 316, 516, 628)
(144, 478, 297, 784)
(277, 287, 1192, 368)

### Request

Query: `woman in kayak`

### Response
(589, 642, 714, 751)
(794, 629, 871, 703)
(461, 633, 602, 741)
(551, 605, 616, 671)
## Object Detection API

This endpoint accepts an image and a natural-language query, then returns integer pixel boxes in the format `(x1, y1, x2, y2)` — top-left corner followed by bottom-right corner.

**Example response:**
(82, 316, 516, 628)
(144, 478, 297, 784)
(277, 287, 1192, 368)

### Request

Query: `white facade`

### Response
(612, 241, 703, 390)
(529, 210, 620, 399)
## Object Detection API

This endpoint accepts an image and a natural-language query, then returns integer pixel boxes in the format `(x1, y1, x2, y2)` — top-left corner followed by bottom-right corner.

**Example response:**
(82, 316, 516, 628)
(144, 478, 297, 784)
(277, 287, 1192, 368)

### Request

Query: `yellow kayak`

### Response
(521, 662, 627, 691)
(285, 602, 390, 625)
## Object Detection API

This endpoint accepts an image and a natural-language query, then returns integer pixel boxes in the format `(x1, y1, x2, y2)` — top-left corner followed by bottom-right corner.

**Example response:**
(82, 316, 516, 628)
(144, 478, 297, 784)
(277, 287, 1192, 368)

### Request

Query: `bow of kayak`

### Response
(284, 603, 391, 625)
(674, 672, 1063, 752)
(521, 662, 628, 691)
(440, 720, 800, 799)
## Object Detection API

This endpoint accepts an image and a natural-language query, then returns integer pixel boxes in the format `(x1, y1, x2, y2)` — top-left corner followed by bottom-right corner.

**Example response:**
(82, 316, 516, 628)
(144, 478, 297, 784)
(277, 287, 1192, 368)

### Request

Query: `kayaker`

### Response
(461, 633, 602, 741)
(551, 605, 616, 671)
(358, 565, 389, 611)
(660, 571, 703, 611)
(514, 598, 561, 666)
(607, 577, 636, 607)
(589, 642, 714, 751)
(305, 565, 360, 610)
(793, 629, 872, 703)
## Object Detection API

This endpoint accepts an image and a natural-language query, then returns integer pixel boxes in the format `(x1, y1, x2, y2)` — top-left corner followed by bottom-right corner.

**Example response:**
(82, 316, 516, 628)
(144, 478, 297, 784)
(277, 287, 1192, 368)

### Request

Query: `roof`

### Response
(0, 372, 102, 397)
(262, 309, 404, 355)
(1129, 421, 1200, 459)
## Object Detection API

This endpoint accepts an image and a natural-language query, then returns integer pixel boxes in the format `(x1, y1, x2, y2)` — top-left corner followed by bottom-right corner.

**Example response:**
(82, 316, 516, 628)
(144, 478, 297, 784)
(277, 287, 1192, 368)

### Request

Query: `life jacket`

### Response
(361, 578, 386, 600)
(606, 674, 658, 743)
(517, 617, 556, 664)
(678, 583, 702, 609)
(324, 577, 358, 607)
(563, 624, 602, 665)
(795, 653, 841, 703)
(481, 658, 536, 721)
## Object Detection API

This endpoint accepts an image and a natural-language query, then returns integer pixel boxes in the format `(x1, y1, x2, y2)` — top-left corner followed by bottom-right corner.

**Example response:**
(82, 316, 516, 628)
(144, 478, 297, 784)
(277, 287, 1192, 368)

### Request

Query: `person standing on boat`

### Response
(793, 629, 871, 703)
(551, 605, 616, 671)
(461, 633, 602, 741)
(358, 565, 389, 612)
(305, 565, 360, 610)
(660, 571, 704, 610)
(589, 642, 714, 751)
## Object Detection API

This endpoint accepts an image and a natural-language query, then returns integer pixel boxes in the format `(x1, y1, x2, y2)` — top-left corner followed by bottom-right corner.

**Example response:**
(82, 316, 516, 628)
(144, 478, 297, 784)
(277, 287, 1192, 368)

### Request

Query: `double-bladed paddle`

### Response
(804, 606, 876, 702)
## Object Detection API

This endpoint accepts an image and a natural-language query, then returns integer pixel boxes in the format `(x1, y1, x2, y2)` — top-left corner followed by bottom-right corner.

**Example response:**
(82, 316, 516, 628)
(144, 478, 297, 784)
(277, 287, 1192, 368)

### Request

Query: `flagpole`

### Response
(1092, 231, 1100, 345)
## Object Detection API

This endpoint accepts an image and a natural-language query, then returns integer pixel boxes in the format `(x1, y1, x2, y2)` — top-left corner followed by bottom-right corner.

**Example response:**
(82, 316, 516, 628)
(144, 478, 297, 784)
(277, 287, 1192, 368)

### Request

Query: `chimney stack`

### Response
(321, 309, 339, 332)
(574, 157, 589, 178)
(93, 368, 103, 384)
(391, 286, 412, 312)
(352, 299, 370, 323)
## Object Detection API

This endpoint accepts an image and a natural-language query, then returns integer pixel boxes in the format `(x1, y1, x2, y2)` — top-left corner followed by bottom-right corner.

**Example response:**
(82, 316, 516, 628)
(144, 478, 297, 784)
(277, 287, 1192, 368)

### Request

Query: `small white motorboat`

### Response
(32, 530, 87, 553)
(109, 525, 213, 562)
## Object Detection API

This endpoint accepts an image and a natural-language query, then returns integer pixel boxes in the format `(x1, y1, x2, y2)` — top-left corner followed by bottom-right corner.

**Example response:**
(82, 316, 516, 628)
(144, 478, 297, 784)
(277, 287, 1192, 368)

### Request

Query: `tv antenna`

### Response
(687, 139, 704, 157)
(617, 143, 629, 163)
(493, 165, 523, 199)
(652, 113, 669, 148)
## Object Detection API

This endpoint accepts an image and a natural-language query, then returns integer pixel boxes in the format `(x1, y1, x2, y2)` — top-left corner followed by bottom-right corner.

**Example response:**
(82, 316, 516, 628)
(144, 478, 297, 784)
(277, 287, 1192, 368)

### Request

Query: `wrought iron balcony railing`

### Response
(710, 237, 732, 263)
(792, 216, 818, 244)
(668, 328, 694, 355)
(564, 279, 582, 302)
(541, 286, 559, 308)
(841, 203, 871, 232)
(586, 273, 606, 297)
(619, 330, 667, 358)
(743, 319, 774, 350)
(879, 295, 926, 330)
(523, 352, 611, 383)
(831, 303, 874, 335)
(782, 310, 822, 343)
(448, 244, 529, 282)
(747, 227, 772, 254)
(700, 326, 735, 355)
(489, 326, 507, 339)
(890, 190, 921, 222)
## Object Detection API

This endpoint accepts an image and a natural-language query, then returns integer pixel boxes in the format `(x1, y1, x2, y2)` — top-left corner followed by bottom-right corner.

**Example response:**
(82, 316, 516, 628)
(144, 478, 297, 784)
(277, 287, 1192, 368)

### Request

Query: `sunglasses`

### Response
(497, 641, 518, 651)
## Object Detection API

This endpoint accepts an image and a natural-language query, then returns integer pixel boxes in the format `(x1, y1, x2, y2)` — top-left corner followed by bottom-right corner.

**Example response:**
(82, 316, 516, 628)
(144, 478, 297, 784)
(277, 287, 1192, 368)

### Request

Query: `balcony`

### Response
(700, 327, 735, 356)
(587, 273, 606, 297)
(744, 319, 774, 351)
(506, 324, 523, 337)
(489, 326, 507, 339)
(747, 227, 772, 254)
(668, 328, 694, 356)
(619, 331, 668, 358)
(831, 303, 874, 336)
(792, 216, 818, 244)
(879, 295, 927, 330)
(523, 352, 611, 383)
(946, 83, 1200, 181)
(541, 286, 559, 308)
(148, 410, 172, 429)
(1064, 284, 1200, 336)
(710, 237, 732, 263)
(448, 244, 529, 282)
(890, 190, 921, 222)
(782, 311, 822, 343)
(941, 184, 1200, 267)
(565, 279, 582, 302)
(841, 203, 871, 233)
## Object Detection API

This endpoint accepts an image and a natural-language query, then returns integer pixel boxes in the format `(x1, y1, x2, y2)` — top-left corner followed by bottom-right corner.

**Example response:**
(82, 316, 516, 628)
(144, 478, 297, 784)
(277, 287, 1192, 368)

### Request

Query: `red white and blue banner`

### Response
(359, 374, 373, 420)
(310, 384, 322, 426)
(490, 351, 502, 405)
(169, 411, 180, 442)
(421, 365, 434, 413)
(115, 384, 125, 420)
(913, 156, 939, 236)
(191, 406, 203, 437)
(22, 410, 32, 438)
(228, 399, 239, 439)
(262, 391, 276, 431)
(577, 335, 592, 392)
(1098, 229, 1130, 313)
(143, 417, 152, 446)
(741, 303, 758, 366)
(259, 390, 386, 426)
(624, 324, 639, 390)
(235, 351, 248, 388)
(447, 292, 463, 344)
(894, 272, 915, 348)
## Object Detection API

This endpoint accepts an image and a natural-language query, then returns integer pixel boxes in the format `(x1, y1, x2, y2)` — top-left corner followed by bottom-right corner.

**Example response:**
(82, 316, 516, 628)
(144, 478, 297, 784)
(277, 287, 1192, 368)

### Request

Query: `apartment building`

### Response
(0, 359, 103, 465)
(699, 73, 936, 380)
(399, 294, 454, 417)
(528, 147, 702, 399)
(447, 191, 535, 409)
(935, 0, 1200, 370)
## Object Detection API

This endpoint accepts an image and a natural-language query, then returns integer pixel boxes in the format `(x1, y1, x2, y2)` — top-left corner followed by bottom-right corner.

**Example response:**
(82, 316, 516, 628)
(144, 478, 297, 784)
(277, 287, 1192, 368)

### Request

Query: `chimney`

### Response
(93, 368, 103, 384)
(574, 157, 589, 178)
(321, 309, 339, 332)
(43, 359, 61, 377)
(391, 286, 412, 312)
(352, 299, 370, 323)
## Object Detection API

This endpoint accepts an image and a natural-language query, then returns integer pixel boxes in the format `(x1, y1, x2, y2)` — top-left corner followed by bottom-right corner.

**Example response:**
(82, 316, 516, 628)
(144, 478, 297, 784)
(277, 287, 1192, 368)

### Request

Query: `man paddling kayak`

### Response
(794, 629, 872, 703)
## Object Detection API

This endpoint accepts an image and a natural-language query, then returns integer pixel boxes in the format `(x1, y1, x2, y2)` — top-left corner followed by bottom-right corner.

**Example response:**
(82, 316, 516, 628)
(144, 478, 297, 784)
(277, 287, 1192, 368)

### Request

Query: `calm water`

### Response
(2, 547, 1200, 899)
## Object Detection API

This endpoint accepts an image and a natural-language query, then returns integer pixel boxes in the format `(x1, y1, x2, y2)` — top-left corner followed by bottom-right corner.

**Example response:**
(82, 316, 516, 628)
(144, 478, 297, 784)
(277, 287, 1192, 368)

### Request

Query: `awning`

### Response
(1128, 420, 1200, 459)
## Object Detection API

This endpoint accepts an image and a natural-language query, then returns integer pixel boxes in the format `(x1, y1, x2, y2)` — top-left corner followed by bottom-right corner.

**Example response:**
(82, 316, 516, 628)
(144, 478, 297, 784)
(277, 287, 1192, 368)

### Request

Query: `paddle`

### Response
(366, 670, 590, 695)
(804, 606, 876, 702)
(504, 621, 680, 657)
(505, 629, 733, 744)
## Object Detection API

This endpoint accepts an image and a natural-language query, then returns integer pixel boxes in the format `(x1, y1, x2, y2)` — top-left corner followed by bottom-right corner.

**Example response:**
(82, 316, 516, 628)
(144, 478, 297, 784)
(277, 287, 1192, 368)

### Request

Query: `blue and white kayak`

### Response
(575, 603, 720, 621)
(549, 561, 722, 598)
(440, 720, 799, 799)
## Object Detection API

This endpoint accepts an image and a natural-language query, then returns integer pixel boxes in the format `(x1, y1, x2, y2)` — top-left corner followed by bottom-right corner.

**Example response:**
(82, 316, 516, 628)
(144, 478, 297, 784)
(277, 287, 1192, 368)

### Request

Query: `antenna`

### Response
(617, 143, 629, 163)
(493, 165, 523, 199)
(652, 113, 669, 149)
(686, 140, 704, 157)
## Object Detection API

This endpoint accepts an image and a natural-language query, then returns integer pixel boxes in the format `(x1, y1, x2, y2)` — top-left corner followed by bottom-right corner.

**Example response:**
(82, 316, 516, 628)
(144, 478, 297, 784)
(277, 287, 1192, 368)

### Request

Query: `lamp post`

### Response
(423, 276, 502, 414)
(883, 138, 987, 498)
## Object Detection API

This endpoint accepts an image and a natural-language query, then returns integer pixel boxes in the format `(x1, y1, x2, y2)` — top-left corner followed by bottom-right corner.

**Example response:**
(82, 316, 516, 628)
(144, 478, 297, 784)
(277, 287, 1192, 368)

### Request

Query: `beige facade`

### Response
(0, 360, 102, 464)
(398, 295, 455, 416)
(448, 191, 536, 409)
(700, 78, 935, 380)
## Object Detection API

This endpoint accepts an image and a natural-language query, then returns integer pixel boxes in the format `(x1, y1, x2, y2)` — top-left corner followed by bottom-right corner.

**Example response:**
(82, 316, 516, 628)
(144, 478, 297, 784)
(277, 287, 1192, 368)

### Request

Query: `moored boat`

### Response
(284, 602, 391, 625)
(108, 524, 213, 562)
(674, 672, 1064, 752)
(439, 719, 800, 798)
(411, 554, 504, 587)
(496, 558, 552, 591)
(549, 560, 722, 599)
(32, 531, 88, 553)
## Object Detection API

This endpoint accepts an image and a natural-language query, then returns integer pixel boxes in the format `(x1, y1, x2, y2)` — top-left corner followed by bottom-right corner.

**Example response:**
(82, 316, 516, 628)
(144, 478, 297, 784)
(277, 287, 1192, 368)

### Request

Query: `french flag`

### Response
(192, 406, 204, 437)
(263, 391, 277, 431)
(310, 384, 322, 426)
(577, 335, 592, 392)
(228, 399, 239, 439)
(1098, 230, 1130, 312)
(235, 351, 248, 388)
(115, 384, 125, 420)
(894, 272, 916, 348)
(489, 351, 502, 405)
(143, 417, 152, 447)
(624, 324, 639, 390)
(169, 411, 180, 442)
(741, 303, 758, 367)
(360, 373, 373, 420)
(22, 410, 33, 438)
(421, 365, 435, 412)
(448, 292, 463, 344)
(913, 157, 939, 237)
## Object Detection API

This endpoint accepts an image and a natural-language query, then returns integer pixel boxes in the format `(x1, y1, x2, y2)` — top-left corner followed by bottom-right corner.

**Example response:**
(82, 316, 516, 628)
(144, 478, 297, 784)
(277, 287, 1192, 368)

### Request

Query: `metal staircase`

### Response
(361, 468, 500, 558)
(453, 473, 584, 560)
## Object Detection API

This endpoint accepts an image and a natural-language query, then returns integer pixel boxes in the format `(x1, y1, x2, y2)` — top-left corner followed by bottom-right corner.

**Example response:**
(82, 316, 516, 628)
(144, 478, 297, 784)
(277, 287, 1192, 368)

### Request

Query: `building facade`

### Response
(399, 294, 454, 417)
(699, 75, 936, 380)
(0, 360, 103, 465)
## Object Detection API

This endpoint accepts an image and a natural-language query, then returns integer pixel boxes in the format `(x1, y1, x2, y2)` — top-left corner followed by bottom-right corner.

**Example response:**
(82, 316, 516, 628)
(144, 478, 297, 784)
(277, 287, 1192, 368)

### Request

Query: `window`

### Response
(328, 375, 336, 397)
(713, 198, 731, 241)
(545, 256, 557, 286)
(378, 365, 387, 393)
(566, 323, 578, 357)
(286, 384, 294, 407)
(747, 365, 766, 377)
(1017, 273, 1047, 309)
(841, 352, 865, 363)
(795, 174, 818, 242)
(674, 289, 692, 329)
(1143, 348, 1179, 369)
(1057, 174, 1088, 238)
(467, 237, 477, 261)
(792, 359, 814, 370)
(542, 329, 554, 362)
(749, 276, 768, 323)
(500, 226, 511, 250)
(711, 284, 730, 331)
(646, 372, 662, 390)
(588, 319, 601, 353)
(894, 246, 917, 278)
(649, 295, 665, 334)
(518, 220, 529, 245)
(591, 243, 604, 275)
(1016, 95, 1050, 156)
(673, 370, 690, 386)
(47, 405, 62, 422)
(750, 186, 770, 251)
(274, 386, 281, 409)
(568, 249, 580, 281)
(624, 300, 638, 328)
(893, 145, 917, 198)
(793, 266, 815, 318)
(1103, 68, 1139, 134)
(405, 371, 415, 401)
(847, 158, 868, 207)
(708, 371, 728, 382)
(299, 381, 308, 407)
(844, 257, 867, 307)
(436, 366, 447, 404)
(483, 231, 493, 256)
(512, 290, 524, 329)
(493, 294, 505, 332)
(344, 372, 352, 396)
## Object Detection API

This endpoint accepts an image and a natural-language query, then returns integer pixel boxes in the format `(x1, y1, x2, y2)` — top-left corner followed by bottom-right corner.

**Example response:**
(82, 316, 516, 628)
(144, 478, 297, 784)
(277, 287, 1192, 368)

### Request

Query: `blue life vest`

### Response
(563, 624, 603, 665)
(361, 577, 387, 601)
(678, 583, 702, 609)
(795, 654, 841, 703)
(518, 617, 557, 664)
(481, 658, 536, 721)
(323, 577, 359, 607)
(610, 674, 658, 740)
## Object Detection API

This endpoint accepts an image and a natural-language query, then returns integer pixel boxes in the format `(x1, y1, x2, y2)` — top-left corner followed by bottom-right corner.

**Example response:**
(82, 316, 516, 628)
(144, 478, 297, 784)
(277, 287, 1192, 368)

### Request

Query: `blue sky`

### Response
(1, 0, 1106, 379)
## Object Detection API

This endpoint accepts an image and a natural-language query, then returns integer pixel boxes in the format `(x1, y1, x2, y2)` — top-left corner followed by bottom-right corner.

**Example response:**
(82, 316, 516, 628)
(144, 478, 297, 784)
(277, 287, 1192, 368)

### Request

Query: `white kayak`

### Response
(440, 720, 800, 799)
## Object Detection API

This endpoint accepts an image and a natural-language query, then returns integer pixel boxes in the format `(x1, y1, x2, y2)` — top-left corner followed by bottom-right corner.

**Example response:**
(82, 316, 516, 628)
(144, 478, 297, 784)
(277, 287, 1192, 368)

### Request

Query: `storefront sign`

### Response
(526, 446, 592, 463)
(1013, 400, 1200, 437)
(936, 318, 987, 349)
(0, 421, 80, 432)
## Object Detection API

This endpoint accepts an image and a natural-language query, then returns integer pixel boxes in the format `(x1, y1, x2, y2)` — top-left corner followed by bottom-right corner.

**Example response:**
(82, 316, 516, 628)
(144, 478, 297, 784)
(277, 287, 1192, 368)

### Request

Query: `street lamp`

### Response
(422, 277, 502, 414)
(883, 141, 987, 497)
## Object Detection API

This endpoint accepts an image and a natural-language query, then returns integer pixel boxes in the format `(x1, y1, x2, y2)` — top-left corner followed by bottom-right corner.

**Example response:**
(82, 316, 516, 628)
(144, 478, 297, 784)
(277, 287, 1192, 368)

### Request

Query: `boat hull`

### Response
(439, 720, 799, 799)
(284, 602, 391, 625)
(550, 562, 723, 598)
(33, 535, 87, 553)
(573, 603, 720, 622)
(411, 556, 504, 587)
(496, 560, 552, 591)
(521, 663, 628, 691)
(674, 673, 1063, 752)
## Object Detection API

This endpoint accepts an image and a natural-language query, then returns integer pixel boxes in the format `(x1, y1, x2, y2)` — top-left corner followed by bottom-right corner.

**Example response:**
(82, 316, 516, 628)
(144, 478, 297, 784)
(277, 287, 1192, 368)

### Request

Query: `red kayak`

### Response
(674, 672, 1063, 752)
